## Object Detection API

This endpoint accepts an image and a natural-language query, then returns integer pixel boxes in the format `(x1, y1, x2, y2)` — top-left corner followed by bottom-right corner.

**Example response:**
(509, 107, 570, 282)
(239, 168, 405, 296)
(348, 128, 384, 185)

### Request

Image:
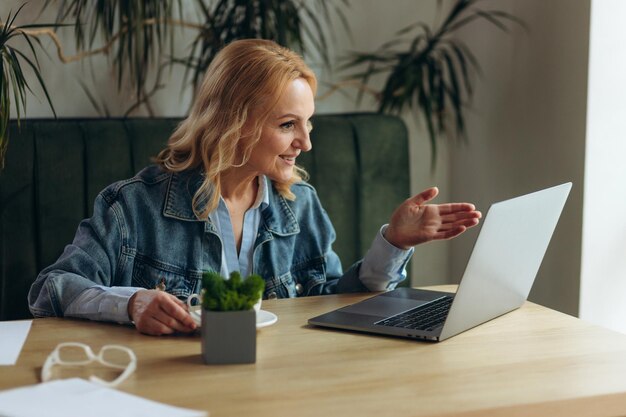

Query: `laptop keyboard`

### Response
(375, 296, 453, 332)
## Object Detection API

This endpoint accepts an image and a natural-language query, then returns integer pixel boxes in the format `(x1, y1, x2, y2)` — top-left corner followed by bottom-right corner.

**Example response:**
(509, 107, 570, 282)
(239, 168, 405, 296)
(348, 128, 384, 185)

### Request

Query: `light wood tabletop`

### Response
(4, 285, 626, 417)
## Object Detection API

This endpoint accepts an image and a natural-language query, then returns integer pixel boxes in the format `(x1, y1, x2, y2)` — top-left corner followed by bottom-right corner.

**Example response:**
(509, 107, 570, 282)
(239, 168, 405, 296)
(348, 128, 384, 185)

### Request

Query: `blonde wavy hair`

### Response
(155, 39, 317, 220)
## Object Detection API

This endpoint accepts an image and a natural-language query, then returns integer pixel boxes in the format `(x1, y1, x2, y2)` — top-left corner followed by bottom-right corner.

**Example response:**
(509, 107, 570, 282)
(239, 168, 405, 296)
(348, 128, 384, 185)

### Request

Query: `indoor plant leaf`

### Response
(0, 5, 61, 169)
(341, 0, 525, 169)
(202, 270, 265, 312)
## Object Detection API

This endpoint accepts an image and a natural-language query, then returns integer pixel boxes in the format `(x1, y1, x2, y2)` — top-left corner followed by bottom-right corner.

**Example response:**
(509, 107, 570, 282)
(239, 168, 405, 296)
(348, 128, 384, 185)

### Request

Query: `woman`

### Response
(28, 39, 481, 336)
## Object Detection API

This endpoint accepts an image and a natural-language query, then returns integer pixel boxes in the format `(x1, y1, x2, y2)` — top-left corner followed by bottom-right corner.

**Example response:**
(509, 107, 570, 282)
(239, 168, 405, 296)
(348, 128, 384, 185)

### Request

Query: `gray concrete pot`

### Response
(201, 309, 256, 364)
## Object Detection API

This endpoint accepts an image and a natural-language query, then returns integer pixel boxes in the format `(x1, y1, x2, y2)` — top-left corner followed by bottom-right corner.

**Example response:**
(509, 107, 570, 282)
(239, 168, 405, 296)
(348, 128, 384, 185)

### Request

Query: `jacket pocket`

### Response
(264, 271, 297, 299)
(291, 256, 326, 296)
(131, 254, 199, 299)
(263, 257, 327, 299)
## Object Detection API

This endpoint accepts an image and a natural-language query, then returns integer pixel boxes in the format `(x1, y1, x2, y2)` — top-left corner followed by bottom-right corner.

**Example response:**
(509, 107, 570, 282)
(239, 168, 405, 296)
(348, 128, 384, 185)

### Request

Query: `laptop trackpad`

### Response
(338, 296, 426, 318)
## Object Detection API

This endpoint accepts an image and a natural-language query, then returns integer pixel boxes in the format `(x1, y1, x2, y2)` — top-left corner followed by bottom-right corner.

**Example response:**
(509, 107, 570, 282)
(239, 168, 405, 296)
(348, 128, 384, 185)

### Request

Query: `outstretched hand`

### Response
(384, 187, 481, 250)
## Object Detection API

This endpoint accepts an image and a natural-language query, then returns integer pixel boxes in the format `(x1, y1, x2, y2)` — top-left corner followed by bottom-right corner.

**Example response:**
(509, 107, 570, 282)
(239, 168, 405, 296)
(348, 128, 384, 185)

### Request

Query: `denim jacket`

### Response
(29, 166, 373, 317)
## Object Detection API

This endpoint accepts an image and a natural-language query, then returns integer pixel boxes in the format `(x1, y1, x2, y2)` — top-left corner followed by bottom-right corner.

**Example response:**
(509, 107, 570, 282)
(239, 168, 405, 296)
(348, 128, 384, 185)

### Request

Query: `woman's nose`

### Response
(294, 128, 312, 152)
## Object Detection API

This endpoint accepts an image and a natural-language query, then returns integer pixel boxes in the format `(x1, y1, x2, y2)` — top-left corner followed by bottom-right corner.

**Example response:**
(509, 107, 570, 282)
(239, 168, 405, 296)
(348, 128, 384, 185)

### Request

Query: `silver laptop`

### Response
(309, 182, 572, 342)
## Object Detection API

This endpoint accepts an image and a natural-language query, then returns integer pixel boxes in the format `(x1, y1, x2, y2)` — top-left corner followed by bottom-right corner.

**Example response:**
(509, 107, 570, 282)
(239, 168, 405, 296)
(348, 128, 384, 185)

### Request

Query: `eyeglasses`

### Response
(41, 342, 137, 388)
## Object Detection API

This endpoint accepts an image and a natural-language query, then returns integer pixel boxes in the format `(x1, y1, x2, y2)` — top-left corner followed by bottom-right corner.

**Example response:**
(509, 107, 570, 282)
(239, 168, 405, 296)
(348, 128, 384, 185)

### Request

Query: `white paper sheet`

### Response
(0, 378, 208, 417)
(0, 321, 32, 365)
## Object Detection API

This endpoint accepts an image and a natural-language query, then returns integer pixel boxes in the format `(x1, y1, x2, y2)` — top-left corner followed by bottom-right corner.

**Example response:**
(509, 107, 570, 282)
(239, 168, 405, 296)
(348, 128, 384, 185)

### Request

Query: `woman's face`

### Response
(243, 78, 315, 183)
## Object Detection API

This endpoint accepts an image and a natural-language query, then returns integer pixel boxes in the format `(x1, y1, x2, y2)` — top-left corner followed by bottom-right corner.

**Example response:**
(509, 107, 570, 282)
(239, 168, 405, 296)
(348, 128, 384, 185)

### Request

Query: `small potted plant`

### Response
(200, 271, 265, 365)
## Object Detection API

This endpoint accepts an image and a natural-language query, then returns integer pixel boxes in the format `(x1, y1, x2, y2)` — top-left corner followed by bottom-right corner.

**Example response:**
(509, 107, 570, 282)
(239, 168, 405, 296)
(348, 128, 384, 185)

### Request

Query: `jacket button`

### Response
(295, 283, 303, 295)
(268, 291, 277, 300)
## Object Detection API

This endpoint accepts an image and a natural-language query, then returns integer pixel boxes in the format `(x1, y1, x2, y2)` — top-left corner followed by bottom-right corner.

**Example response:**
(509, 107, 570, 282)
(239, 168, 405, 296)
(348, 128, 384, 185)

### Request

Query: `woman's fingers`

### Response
(129, 290, 197, 336)
(437, 202, 476, 214)
(159, 296, 197, 330)
(438, 217, 480, 230)
(434, 226, 468, 240)
(438, 207, 480, 221)
(408, 187, 439, 206)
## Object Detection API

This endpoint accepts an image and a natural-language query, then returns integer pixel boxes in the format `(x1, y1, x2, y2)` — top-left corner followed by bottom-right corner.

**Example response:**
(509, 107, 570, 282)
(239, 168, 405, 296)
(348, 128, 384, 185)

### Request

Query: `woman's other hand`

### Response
(128, 290, 197, 336)
(384, 187, 482, 250)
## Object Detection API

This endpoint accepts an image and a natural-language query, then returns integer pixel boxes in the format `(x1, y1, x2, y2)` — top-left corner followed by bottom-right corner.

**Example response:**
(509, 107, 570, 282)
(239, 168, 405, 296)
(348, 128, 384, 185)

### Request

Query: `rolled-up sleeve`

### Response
(64, 286, 142, 324)
(359, 225, 414, 291)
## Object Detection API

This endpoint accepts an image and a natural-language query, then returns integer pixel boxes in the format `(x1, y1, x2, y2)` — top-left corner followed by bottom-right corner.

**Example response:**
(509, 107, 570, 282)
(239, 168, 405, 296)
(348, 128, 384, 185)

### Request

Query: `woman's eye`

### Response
(280, 121, 296, 130)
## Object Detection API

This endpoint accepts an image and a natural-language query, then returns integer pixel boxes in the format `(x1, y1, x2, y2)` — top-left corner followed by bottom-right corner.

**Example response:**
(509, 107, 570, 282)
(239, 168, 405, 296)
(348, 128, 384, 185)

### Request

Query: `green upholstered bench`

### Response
(0, 113, 409, 320)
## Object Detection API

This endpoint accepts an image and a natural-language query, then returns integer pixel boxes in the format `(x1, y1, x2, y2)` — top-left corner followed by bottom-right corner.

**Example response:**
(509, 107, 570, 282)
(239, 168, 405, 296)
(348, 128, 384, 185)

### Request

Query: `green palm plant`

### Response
(179, 0, 349, 94)
(342, 0, 525, 167)
(45, 0, 183, 112)
(1, 0, 349, 167)
(46, 0, 349, 112)
(0, 5, 62, 169)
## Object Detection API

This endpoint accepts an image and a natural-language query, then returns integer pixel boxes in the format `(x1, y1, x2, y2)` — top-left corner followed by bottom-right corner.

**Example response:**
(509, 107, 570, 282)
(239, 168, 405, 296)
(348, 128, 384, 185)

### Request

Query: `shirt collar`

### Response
(255, 175, 270, 211)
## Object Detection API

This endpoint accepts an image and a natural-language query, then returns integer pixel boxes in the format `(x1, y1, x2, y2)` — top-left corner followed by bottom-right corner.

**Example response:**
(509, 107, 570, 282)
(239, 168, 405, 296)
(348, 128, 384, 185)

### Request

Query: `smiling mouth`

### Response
(280, 155, 297, 164)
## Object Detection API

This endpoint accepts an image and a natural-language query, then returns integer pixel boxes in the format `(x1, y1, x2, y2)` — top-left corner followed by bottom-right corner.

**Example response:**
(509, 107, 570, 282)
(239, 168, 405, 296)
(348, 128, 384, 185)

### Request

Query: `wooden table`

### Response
(4, 286, 626, 417)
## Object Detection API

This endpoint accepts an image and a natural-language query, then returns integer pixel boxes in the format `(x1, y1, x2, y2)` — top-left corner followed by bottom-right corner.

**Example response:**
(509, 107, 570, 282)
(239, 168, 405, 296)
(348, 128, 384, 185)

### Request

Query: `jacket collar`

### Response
(162, 168, 204, 221)
(162, 170, 299, 236)
(262, 178, 300, 236)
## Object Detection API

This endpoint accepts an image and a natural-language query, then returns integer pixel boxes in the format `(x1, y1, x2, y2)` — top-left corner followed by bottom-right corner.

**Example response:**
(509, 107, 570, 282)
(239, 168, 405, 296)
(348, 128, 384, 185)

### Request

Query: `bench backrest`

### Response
(0, 113, 409, 320)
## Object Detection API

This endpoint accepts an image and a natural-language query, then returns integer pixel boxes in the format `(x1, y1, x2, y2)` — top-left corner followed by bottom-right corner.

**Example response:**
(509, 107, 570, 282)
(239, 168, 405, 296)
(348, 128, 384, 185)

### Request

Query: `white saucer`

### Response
(190, 307, 278, 329)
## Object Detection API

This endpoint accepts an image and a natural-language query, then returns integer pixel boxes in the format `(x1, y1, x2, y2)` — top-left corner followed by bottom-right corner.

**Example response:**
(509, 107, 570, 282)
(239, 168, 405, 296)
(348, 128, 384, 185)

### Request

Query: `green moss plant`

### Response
(201, 271, 265, 312)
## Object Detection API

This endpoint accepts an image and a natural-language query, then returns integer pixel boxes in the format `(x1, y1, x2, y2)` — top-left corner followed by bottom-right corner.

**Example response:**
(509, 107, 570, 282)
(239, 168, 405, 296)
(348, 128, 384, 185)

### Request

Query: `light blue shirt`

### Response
(65, 176, 412, 323)
(208, 176, 269, 278)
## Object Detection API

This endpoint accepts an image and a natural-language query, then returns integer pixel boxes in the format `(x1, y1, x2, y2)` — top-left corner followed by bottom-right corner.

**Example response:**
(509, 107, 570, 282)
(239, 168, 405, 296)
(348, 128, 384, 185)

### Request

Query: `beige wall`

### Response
(3, 0, 455, 287)
(311, 0, 453, 287)
(3, 0, 198, 117)
(5, 1, 595, 316)
(449, 0, 590, 316)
